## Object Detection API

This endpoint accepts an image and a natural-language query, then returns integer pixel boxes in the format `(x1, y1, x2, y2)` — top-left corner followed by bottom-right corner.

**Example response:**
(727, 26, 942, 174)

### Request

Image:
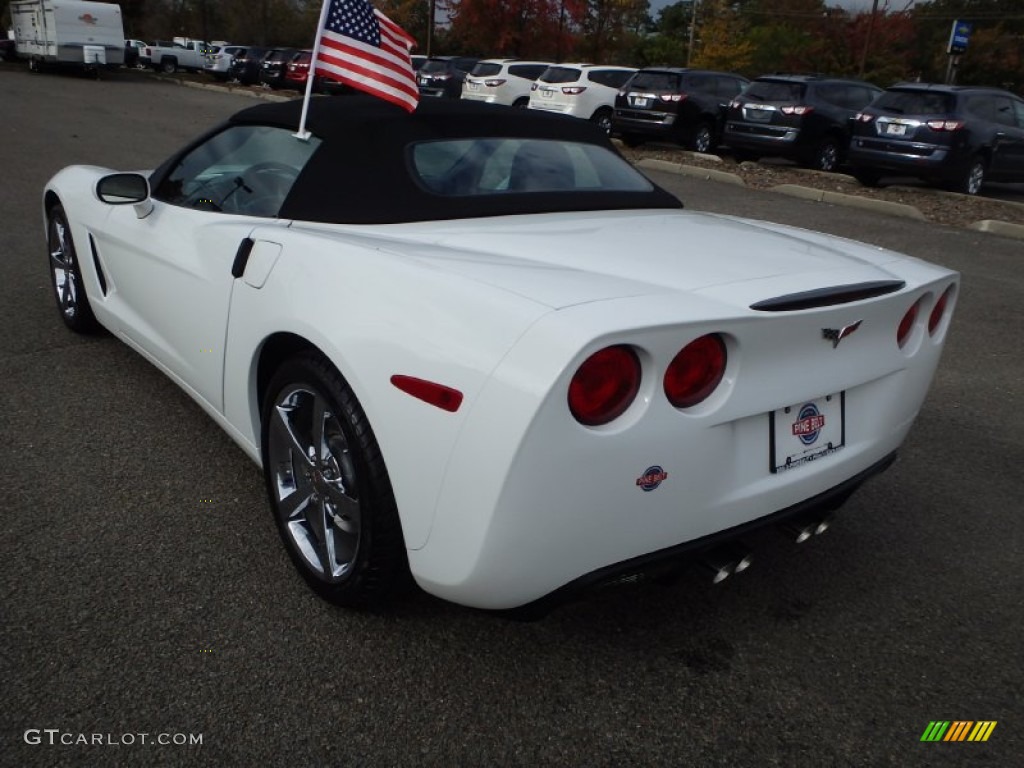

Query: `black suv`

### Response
(229, 47, 268, 85)
(417, 56, 480, 99)
(848, 84, 1024, 195)
(613, 68, 748, 152)
(259, 48, 299, 89)
(724, 75, 882, 171)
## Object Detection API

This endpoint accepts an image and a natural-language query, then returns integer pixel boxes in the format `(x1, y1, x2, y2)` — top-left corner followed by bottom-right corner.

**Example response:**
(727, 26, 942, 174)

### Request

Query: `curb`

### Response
(968, 220, 1024, 240)
(637, 158, 745, 187)
(770, 184, 927, 221)
(153, 74, 293, 103)
(888, 184, 1024, 211)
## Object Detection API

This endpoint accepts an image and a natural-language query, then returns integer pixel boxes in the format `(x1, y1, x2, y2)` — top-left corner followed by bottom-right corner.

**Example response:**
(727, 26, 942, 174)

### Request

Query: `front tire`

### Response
(47, 204, 100, 333)
(261, 351, 408, 608)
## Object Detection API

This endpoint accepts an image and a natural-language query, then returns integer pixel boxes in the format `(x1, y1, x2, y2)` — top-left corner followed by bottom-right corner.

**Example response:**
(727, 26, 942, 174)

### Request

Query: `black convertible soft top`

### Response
(226, 95, 682, 224)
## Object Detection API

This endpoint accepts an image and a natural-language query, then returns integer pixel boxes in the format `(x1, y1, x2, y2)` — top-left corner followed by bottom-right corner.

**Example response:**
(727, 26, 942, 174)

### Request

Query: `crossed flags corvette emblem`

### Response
(822, 320, 863, 348)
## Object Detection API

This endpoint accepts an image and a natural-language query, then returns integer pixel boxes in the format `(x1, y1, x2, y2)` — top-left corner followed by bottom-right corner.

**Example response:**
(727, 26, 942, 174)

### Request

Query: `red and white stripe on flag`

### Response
(314, 0, 419, 112)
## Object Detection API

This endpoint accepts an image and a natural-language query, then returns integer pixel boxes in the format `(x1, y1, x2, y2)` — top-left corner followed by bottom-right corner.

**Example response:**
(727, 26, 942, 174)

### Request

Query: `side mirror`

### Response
(97, 173, 149, 204)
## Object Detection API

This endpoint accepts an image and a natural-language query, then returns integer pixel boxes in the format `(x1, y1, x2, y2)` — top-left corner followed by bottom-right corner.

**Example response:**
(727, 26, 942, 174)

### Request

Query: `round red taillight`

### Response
(897, 300, 920, 349)
(929, 286, 953, 335)
(664, 334, 727, 409)
(567, 345, 641, 426)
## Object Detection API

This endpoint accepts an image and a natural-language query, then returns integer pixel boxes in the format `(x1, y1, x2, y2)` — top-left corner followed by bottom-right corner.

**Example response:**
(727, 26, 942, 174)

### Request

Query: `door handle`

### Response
(231, 238, 255, 278)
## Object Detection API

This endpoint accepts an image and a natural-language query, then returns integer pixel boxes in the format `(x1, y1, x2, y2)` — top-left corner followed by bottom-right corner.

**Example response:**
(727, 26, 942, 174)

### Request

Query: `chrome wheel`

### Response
(693, 124, 713, 153)
(965, 159, 985, 195)
(268, 384, 361, 581)
(815, 140, 840, 172)
(593, 110, 613, 134)
(47, 205, 98, 333)
(49, 216, 78, 320)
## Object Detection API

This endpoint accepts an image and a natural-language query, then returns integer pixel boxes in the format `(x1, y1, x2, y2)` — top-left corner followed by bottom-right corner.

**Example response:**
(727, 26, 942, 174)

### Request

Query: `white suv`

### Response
(528, 63, 636, 132)
(204, 45, 245, 81)
(461, 59, 551, 107)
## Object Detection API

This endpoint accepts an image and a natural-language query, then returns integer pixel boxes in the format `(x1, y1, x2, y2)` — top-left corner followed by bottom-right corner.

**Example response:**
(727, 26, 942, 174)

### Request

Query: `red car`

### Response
(283, 50, 313, 91)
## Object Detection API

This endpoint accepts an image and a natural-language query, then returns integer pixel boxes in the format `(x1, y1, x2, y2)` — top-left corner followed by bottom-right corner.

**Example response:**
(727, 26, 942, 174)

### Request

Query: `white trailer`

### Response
(11, 0, 125, 72)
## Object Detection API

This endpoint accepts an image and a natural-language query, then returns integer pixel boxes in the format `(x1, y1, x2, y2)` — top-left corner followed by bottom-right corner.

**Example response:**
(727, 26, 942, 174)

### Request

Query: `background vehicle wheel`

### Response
(691, 121, 715, 153)
(853, 170, 881, 187)
(958, 156, 986, 195)
(810, 137, 841, 172)
(512, 97, 529, 109)
(160, 58, 177, 74)
(591, 108, 613, 134)
(262, 351, 408, 608)
(47, 204, 100, 333)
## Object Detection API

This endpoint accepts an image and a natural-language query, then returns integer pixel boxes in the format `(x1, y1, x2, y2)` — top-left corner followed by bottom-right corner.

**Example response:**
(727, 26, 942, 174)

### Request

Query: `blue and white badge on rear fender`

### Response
(770, 393, 845, 473)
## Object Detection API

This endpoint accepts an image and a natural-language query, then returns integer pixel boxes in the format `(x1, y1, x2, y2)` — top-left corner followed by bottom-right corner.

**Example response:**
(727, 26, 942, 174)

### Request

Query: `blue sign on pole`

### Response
(947, 20, 973, 56)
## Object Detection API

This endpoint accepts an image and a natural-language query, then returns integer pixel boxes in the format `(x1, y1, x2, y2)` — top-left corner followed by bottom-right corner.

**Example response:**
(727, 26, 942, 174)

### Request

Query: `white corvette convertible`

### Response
(44, 95, 957, 613)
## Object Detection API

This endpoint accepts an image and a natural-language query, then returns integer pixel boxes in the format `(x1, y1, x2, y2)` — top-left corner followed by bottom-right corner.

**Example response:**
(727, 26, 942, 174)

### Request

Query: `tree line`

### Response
(2, 0, 1020, 92)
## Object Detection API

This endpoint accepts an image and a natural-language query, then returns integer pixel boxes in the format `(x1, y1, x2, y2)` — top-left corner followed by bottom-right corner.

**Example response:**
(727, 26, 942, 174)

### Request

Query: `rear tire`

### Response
(691, 121, 715, 154)
(954, 156, 986, 195)
(512, 97, 529, 109)
(47, 204, 100, 334)
(809, 137, 842, 172)
(261, 351, 409, 609)
(591, 108, 613, 135)
(160, 57, 177, 74)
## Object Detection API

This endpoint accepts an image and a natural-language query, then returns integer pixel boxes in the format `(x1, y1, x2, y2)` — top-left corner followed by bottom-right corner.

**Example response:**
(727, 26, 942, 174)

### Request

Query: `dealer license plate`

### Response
(885, 123, 907, 136)
(631, 96, 649, 107)
(770, 393, 845, 473)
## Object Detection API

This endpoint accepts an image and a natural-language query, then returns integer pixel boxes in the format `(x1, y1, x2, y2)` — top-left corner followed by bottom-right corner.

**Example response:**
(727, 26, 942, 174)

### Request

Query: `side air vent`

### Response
(750, 280, 905, 312)
(88, 234, 108, 296)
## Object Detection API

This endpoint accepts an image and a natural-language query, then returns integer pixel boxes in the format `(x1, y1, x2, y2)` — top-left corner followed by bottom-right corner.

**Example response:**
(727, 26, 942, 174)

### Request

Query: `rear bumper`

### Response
(724, 121, 804, 153)
(408, 274, 956, 610)
(848, 139, 963, 180)
(613, 110, 680, 137)
(529, 100, 583, 119)
(505, 450, 897, 617)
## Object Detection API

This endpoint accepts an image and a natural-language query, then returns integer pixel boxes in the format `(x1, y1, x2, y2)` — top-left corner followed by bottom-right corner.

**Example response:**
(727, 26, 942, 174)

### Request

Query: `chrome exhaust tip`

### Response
(700, 544, 753, 583)
(780, 515, 832, 543)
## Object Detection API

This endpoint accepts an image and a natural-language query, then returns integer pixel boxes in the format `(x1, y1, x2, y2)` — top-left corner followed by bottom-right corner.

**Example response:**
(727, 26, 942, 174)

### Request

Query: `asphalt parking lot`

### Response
(2, 69, 1022, 766)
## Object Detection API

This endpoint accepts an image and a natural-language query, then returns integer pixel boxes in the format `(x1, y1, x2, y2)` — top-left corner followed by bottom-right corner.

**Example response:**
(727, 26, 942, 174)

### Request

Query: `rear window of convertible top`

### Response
(409, 138, 653, 196)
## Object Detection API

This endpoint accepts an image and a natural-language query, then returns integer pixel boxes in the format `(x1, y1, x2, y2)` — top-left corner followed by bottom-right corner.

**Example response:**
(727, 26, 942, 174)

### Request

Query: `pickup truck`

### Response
(145, 38, 214, 73)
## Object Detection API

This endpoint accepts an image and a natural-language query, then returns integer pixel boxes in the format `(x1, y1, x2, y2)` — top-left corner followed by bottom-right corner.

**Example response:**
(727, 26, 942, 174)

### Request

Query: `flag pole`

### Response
(294, 0, 333, 141)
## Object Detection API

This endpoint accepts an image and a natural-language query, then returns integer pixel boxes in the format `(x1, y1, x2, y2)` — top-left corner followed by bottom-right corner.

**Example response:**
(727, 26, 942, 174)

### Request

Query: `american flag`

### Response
(314, 0, 419, 112)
